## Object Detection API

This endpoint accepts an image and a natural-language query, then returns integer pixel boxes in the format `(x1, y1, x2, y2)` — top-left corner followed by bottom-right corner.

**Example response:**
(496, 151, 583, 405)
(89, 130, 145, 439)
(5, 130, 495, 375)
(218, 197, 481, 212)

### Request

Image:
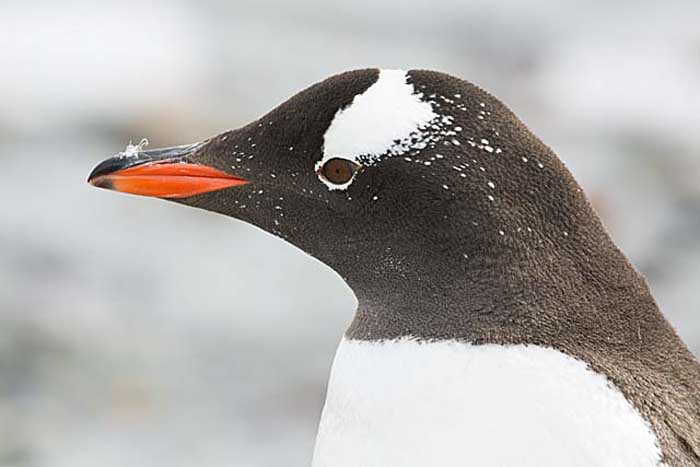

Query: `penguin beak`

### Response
(87, 142, 249, 198)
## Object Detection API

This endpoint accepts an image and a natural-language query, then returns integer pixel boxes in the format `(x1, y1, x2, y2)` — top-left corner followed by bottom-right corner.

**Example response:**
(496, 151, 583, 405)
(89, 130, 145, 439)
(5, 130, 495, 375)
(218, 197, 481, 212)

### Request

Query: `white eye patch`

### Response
(316, 69, 437, 190)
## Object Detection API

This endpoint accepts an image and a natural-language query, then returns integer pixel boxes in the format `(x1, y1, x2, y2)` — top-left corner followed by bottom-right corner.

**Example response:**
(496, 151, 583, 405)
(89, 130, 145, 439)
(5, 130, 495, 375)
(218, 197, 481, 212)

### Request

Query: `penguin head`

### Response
(88, 69, 593, 303)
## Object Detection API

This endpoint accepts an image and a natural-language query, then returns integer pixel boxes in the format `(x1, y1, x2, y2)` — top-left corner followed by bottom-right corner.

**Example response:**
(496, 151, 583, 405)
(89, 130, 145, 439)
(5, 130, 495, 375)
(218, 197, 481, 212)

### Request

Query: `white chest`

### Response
(312, 338, 661, 467)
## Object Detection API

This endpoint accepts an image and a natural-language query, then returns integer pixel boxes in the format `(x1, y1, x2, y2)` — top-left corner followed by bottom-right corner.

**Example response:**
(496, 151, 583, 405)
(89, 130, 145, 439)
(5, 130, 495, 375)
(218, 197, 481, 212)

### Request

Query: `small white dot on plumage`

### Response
(488, 181, 495, 189)
(488, 195, 495, 202)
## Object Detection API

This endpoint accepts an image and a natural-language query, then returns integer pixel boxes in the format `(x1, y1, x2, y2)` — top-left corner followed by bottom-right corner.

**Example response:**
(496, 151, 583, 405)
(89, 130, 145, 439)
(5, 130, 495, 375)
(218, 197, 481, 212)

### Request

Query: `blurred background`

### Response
(1, 0, 699, 465)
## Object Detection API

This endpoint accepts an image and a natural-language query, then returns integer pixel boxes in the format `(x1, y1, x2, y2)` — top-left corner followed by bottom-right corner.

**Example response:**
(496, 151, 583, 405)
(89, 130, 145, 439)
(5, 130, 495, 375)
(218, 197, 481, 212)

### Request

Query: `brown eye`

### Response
(321, 158, 359, 185)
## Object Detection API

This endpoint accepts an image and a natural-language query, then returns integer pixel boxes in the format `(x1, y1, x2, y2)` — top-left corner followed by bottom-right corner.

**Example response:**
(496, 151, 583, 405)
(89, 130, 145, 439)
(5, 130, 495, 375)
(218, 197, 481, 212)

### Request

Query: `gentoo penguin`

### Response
(88, 69, 700, 466)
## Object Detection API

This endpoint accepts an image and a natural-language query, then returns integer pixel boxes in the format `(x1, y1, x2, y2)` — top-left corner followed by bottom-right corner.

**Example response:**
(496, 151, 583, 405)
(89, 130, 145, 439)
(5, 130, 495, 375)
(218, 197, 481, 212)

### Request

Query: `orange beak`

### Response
(87, 144, 249, 198)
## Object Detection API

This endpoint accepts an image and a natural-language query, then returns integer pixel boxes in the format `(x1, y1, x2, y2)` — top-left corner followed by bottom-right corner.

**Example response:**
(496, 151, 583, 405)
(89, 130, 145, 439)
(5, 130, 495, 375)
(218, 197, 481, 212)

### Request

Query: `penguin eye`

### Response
(320, 158, 360, 185)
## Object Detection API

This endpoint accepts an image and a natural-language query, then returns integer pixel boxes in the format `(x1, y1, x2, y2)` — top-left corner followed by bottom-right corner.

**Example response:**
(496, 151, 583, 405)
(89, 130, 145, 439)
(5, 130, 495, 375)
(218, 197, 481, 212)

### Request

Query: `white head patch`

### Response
(316, 69, 437, 190)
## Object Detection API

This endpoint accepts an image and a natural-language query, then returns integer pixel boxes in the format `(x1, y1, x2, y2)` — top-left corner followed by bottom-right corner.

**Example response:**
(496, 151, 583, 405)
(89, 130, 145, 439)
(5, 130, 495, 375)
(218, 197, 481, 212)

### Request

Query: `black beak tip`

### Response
(89, 176, 114, 190)
(88, 157, 124, 184)
(87, 155, 153, 185)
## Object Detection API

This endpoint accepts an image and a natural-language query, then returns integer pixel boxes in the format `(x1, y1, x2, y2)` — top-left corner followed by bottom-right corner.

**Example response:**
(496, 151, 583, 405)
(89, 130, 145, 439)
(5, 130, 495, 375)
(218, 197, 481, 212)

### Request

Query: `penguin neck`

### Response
(343, 204, 654, 346)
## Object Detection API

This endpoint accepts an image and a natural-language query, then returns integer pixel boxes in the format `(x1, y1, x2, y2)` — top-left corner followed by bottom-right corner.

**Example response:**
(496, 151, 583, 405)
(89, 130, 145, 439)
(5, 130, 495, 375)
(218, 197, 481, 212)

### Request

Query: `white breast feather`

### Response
(312, 338, 662, 467)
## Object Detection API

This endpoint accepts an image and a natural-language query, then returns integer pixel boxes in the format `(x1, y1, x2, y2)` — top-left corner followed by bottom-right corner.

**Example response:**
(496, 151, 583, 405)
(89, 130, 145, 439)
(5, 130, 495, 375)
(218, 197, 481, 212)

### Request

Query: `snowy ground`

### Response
(1, 0, 699, 465)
